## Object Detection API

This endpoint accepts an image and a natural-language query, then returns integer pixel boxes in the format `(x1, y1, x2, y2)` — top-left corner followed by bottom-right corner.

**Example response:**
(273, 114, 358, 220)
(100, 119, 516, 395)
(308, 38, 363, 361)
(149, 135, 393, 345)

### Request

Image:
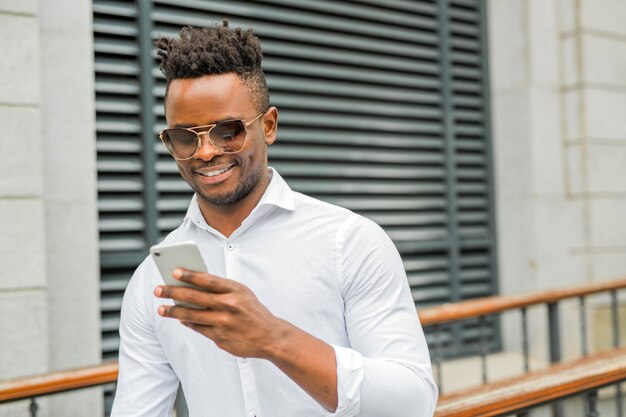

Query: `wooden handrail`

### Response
(435, 345, 626, 417)
(2, 276, 626, 406)
(0, 362, 118, 403)
(418, 276, 626, 326)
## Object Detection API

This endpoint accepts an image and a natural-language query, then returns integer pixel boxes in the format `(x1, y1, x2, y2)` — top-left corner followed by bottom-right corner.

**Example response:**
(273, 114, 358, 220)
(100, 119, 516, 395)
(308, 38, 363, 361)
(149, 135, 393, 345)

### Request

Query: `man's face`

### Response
(165, 73, 277, 207)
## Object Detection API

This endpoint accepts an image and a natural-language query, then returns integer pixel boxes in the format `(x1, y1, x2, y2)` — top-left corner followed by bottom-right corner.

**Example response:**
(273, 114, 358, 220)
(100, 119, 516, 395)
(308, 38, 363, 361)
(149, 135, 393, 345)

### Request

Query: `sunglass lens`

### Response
(162, 129, 198, 159)
(210, 120, 246, 152)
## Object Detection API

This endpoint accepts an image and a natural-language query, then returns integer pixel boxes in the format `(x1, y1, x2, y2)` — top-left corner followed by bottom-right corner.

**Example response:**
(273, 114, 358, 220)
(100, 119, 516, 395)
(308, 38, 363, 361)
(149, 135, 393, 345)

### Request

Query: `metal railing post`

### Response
(611, 291, 623, 416)
(586, 390, 600, 417)
(548, 302, 563, 417)
(521, 307, 530, 372)
(29, 398, 38, 417)
(479, 315, 488, 384)
(580, 296, 588, 356)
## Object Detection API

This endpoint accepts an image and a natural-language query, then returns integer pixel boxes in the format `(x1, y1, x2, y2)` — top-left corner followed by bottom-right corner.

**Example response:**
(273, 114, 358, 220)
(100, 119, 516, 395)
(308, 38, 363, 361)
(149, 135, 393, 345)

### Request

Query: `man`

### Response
(112, 21, 437, 417)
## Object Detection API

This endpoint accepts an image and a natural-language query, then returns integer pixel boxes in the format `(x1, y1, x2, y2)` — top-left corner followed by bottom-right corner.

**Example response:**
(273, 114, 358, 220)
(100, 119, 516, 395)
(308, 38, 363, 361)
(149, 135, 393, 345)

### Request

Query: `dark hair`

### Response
(154, 20, 269, 112)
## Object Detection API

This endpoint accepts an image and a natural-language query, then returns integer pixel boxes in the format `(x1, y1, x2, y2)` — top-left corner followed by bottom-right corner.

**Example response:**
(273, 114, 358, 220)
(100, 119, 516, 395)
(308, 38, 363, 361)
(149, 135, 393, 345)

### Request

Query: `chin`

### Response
(197, 190, 245, 206)
(194, 176, 258, 206)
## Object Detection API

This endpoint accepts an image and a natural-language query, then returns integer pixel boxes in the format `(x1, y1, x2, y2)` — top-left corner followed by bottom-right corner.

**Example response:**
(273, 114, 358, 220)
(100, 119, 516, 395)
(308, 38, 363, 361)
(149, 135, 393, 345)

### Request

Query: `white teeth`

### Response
(198, 166, 232, 177)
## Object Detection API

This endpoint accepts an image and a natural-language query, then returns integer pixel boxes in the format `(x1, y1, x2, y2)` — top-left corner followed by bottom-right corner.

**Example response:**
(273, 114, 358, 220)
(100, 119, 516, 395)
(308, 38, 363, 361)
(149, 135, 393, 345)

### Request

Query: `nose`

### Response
(193, 132, 224, 161)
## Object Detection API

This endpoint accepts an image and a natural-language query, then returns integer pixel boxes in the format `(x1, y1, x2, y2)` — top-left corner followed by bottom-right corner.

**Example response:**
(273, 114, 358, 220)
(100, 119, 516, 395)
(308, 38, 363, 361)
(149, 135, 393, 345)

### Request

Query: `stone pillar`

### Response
(562, 0, 626, 281)
(40, 0, 103, 415)
(0, 1, 49, 416)
(489, 0, 626, 360)
(0, 0, 102, 416)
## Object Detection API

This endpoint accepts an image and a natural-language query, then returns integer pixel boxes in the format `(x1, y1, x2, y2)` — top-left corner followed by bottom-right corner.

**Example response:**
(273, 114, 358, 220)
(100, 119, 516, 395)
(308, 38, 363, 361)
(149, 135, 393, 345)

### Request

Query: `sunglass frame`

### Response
(159, 112, 265, 160)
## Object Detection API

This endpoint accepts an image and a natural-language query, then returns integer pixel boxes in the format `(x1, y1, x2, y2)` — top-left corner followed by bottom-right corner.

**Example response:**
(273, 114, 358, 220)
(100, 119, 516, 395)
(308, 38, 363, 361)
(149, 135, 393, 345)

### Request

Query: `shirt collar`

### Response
(183, 167, 295, 228)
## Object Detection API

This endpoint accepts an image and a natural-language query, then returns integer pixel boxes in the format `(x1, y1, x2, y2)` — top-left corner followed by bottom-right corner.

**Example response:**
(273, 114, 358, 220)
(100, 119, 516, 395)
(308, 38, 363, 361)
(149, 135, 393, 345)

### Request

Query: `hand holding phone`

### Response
(150, 241, 208, 308)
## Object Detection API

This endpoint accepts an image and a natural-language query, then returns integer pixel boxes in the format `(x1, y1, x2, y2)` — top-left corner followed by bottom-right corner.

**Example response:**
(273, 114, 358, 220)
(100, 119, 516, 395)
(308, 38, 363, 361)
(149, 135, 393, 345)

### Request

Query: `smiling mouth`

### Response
(195, 164, 235, 177)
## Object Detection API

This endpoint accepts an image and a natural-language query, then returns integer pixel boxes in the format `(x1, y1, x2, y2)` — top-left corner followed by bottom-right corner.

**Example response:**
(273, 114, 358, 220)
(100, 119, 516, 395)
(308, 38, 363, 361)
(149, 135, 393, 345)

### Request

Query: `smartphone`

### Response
(150, 240, 208, 308)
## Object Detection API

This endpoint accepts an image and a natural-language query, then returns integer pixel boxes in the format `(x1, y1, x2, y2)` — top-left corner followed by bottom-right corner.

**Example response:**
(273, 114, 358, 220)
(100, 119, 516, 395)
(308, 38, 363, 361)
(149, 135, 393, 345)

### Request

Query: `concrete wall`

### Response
(0, 2, 49, 415)
(0, 0, 623, 412)
(436, 0, 626, 398)
(489, 0, 626, 361)
(0, 0, 102, 416)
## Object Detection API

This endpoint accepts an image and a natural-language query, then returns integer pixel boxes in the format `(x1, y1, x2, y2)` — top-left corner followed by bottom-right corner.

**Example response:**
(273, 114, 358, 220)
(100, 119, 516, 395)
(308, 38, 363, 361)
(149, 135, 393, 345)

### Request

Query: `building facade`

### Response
(1, 0, 625, 416)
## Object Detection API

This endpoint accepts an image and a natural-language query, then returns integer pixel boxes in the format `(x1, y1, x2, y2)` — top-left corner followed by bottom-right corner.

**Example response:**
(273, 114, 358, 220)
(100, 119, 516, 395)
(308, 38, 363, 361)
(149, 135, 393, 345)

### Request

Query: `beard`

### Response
(191, 163, 266, 206)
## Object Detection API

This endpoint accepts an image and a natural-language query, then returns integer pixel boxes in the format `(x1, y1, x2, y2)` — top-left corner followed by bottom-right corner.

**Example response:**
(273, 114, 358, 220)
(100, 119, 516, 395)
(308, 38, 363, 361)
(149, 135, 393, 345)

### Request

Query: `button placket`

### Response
(227, 242, 257, 416)
(237, 357, 259, 417)
(224, 242, 236, 277)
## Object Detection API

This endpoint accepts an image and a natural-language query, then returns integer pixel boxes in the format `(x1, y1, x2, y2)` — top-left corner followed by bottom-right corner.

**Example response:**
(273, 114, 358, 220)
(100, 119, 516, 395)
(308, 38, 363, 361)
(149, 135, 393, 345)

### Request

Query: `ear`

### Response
(262, 106, 278, 145)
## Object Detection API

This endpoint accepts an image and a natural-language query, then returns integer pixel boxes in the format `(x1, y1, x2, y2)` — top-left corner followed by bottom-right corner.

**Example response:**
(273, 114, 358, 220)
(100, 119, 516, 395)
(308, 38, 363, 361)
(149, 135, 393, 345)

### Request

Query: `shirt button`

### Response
(227, 244, 234, 251)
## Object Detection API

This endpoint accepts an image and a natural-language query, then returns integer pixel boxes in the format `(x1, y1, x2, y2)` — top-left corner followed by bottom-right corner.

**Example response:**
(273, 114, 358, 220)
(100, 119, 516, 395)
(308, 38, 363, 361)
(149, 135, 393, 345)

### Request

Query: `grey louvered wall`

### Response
(94, 0, 498, 400)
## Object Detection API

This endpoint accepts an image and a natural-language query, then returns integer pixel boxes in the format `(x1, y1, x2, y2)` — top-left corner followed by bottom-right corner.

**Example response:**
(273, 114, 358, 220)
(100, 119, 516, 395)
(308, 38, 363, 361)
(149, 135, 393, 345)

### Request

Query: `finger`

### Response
(159, 304, 219, 324)
(174, 268, 234, 293)
(181, 321, 216, 341)
(155, 285, 219, 309)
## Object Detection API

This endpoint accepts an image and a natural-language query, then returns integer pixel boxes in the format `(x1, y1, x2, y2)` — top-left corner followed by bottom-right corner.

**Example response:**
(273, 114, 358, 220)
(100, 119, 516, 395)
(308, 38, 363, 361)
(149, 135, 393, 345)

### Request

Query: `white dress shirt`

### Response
(111, 168, 437, 417)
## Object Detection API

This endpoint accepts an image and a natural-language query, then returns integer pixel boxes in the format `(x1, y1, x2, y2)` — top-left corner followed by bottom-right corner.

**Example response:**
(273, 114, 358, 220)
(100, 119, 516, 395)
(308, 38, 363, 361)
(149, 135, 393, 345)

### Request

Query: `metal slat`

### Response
(98, 199, 143, 212)
(93, 38, 140, 56)
(348, 0, 437, 16)
(154, 0, 435, 42)
(412, 287, 452, 303)
(276, 112, 442, 134)
(269, 145, 444, 165)
(154, 73, 431, 101)
(97, 157, 143, 173)
(95, 59, 139, 76)
(278, 129, 443, 149)
(405, 255, 449, 268)
(270, 93, 441, 119)
(262, 39, 439, 72)
(96, 97, 141, 114)
(99, 236, 145, 252)
(93, 20, 138, 37)
(93, 1, 137, 18)
(99, 217, 145, 233)
(364, 212, 447, 227)
(407, 272, 450, 287)
(97, 137, 142, 153)
(252, 0, 433, 28)
(97, 178, 143, 192)
(265, 58, 439, 87)
(96, 120, 141, 134)
(152, 12, 436, 58)
(322, 195, 446, 210)
(101, 316, 121, 333)
(266, 180, 447, 197)
(93, 0, 497, 375)
(267, 76, 440, 104)
(450, 21, 480, 37)
(272, 161, 446, 180)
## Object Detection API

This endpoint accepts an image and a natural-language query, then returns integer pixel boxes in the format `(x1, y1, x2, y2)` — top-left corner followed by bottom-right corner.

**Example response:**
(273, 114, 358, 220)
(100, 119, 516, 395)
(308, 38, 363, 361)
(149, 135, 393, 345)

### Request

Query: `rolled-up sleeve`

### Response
(329, 216, 438, 416)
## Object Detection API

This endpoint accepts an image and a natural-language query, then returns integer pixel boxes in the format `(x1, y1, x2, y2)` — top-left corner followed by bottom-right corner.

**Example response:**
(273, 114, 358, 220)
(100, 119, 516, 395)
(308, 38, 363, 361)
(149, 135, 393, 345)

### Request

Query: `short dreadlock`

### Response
(154, 20, 270, 113)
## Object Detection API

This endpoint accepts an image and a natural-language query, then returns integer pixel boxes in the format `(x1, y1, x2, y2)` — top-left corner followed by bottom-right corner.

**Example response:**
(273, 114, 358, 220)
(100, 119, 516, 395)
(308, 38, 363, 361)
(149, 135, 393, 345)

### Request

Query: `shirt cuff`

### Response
(322, 344, 364, 417)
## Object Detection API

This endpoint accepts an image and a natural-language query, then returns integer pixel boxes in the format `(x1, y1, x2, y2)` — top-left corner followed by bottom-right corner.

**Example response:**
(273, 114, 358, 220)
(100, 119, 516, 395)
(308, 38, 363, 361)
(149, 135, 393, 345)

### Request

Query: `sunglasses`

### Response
(159, 112, 265, 160)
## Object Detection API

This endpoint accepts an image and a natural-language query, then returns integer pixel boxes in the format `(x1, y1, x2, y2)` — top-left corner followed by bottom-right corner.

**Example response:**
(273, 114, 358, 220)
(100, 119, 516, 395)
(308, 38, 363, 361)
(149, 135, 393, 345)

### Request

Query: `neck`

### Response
(196, 169, 271, 238)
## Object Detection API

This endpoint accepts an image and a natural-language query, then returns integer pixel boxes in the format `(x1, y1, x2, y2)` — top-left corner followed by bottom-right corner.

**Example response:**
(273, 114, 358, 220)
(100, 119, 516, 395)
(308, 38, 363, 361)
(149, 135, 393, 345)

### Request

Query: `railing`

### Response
(0, 362, 117, 415)
(1, 277, 626, 416)
(420, 276, 626, 416)
(435, 346, 626, 417)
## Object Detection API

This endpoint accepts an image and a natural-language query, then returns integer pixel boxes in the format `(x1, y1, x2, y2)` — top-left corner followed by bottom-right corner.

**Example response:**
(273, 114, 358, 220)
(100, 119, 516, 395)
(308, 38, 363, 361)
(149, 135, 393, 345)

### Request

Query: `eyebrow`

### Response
(171, 115, 240, 129)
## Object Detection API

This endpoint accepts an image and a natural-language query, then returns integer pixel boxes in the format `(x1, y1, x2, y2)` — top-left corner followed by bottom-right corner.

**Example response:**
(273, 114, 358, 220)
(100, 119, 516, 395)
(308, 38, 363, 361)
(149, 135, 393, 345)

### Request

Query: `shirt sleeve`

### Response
(329, 216, 438, 417)
(111, 259, 180, 417)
